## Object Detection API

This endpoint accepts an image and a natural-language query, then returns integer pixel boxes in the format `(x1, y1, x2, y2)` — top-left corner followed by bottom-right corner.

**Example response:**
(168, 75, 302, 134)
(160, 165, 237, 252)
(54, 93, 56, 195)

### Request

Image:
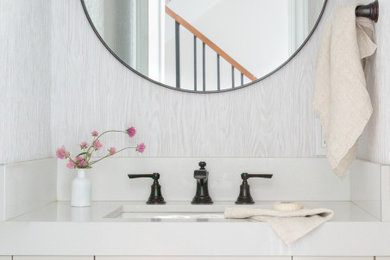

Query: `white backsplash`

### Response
(380, 165, 390, 222)
(57, 157, 351, 202)
(0, 165, 5, 220)
(350, 159, 382, 220)
(0, 158, 57, 220)
(0, 157, 386, 221)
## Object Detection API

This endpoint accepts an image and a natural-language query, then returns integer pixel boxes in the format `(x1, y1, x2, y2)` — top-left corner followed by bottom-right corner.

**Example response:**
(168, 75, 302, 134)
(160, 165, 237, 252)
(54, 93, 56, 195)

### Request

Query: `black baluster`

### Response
(202, 42, 206, 91)
(217, 54, 220, 91)
(241, 73, 244, 87)
(194, 36, 197, 91)
(231, 65, 235, 88)
(175, 21, 180, 89)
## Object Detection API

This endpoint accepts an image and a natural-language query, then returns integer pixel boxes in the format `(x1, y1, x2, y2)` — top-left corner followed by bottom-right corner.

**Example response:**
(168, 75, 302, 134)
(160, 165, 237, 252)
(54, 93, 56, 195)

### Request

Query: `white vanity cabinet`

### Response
(7, 256, 390, 260)
(96, 257, 290, 260)
(13, 257, 93, 260)
(293, 257, 374, 260)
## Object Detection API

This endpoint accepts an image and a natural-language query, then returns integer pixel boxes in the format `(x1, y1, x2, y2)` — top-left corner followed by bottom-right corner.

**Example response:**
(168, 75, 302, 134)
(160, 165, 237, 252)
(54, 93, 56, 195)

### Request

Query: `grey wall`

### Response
(0, 0, 52, 163)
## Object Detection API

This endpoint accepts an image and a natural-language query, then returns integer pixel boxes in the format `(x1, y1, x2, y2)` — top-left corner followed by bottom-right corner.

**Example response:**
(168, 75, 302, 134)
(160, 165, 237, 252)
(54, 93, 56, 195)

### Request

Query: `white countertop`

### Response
(7, 201, 379, 222)
(1, 201, 390, 256)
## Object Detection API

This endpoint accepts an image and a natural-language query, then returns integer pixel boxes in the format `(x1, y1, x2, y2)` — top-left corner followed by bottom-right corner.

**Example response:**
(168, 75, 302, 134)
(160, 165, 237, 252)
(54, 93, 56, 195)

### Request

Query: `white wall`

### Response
(358, 1, 390, 164)
(51, 0, 332, 158)
(1, 0, 388, 165)
(0, 0, 52, 164)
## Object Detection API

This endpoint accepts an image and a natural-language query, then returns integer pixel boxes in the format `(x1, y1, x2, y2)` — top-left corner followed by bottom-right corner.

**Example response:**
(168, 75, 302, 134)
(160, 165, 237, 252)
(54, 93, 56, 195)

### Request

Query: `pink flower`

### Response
(136, 143, 146, 153)
(93, 140, 103, 150)
(75, 156, 83, 162)
(74, 156, 87, 167)
(80, 142, 89, 149)
(66, 160, 75, 169)
(127, 127, 136, 137)
(109, 147, 116, 155)
(91, 131, 99, 137)
(78, 160, 87, 167)
(56, 145, 69, 159)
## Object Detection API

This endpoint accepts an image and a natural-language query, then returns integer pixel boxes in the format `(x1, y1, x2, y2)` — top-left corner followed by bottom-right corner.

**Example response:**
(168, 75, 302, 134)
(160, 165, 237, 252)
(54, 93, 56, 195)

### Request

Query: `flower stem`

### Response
(85, 130, 127, 163)
(89, 146, 136, 165)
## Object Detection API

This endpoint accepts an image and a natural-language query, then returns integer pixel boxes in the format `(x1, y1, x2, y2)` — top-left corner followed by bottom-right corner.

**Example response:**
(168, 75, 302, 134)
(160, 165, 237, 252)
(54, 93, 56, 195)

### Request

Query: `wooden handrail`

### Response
(165, 6, 258, 81)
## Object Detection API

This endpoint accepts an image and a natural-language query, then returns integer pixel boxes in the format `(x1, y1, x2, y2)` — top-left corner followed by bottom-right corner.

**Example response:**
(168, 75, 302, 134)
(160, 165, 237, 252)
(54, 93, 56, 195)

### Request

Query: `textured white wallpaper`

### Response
(50, 0, 334, 158)
(50, 0, 388, 162)
(0, 0, 52, 163)
(358, 1, 390, 164)
(2, 0, 386, 164)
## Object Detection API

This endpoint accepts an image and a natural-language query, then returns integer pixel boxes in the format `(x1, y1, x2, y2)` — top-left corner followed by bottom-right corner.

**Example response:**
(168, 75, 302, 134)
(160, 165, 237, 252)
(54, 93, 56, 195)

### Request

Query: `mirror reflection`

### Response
(83, 0, 326, 92)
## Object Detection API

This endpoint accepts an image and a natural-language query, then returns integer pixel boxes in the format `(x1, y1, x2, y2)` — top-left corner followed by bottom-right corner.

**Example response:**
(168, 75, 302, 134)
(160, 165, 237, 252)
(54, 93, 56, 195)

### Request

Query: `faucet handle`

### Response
(128, 173, 166, 205)
(199, 161, 206, 169)
(241, 173, 273, 180)
(194, 161, 208, 179)
(235, 172, 273, 204)
(128, 173, 161, 180)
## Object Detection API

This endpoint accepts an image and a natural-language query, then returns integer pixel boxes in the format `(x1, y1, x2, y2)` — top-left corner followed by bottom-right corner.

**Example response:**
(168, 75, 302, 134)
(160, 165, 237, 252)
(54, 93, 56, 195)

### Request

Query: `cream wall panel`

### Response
(376, 257, 390, 260)
(50, 0, 351, 158)
(0, 0, 52, 163)
(358, 1, 390, 163)
(0, 256, 11, 260)
(13, 257, 93, 260)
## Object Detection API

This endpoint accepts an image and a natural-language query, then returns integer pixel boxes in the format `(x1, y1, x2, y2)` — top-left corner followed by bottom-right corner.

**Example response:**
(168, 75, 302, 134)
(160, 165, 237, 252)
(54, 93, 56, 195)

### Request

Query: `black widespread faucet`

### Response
(128, 173, 166, 204)
(235, 172, 273, 204)
(191, 161, 213, 204)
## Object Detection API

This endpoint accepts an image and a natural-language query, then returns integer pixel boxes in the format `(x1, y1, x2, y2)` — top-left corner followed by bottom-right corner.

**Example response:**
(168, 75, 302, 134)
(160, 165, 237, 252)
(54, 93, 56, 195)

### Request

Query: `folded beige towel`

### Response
(225, 207, 334, 245)
(313, 4, 377, 178)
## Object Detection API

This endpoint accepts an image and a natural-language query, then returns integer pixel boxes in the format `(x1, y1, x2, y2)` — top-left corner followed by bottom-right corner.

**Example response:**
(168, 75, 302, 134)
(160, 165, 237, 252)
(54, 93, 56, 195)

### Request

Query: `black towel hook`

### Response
(356, 0, 379, 22)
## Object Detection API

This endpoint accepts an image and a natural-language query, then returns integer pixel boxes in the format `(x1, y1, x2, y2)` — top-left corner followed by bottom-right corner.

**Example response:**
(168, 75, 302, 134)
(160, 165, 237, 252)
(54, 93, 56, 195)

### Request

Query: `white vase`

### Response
(71, 169, 91, 207)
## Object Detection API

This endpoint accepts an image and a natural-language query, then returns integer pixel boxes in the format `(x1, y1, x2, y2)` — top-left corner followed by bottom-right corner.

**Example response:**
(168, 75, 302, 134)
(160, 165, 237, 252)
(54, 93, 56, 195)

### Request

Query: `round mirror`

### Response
(81, 0, 327, 93)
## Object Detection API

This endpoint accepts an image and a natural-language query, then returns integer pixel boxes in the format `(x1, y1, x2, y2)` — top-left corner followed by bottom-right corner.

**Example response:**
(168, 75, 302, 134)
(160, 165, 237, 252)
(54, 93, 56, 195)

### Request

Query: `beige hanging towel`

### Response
(313, 4, 377, 178)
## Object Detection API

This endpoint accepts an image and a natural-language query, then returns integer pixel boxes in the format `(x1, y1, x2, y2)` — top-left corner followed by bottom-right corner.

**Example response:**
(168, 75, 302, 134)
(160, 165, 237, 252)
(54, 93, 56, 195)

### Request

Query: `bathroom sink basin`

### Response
(104, 203, 229, 222)
(116, 212, 224, 220)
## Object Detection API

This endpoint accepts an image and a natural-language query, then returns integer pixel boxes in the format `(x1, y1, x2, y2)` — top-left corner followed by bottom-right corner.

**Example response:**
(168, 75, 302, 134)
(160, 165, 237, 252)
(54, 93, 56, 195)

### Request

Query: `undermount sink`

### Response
(116, 212, 224, 220)
(104, 203, 234, 222)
